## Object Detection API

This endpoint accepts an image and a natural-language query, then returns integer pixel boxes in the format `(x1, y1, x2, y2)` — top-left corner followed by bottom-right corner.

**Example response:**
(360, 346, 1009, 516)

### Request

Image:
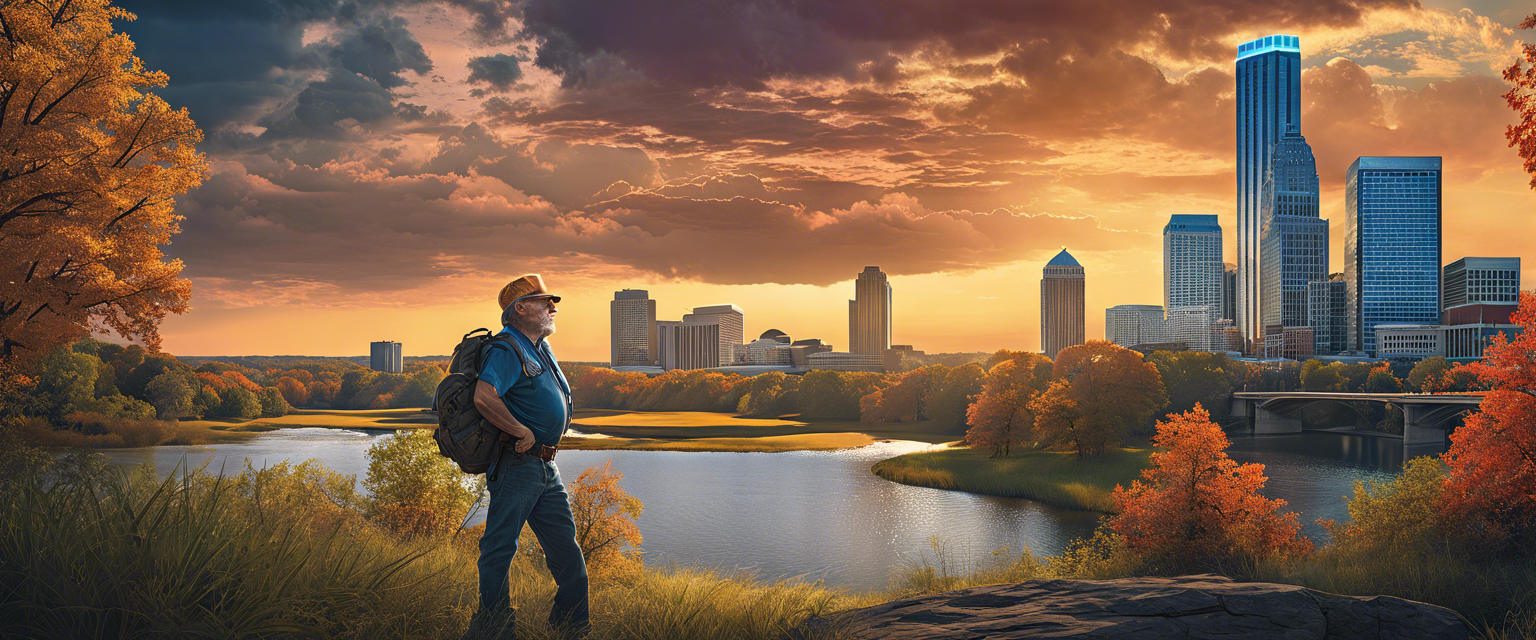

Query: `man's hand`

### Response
(474, 380, 536, 453)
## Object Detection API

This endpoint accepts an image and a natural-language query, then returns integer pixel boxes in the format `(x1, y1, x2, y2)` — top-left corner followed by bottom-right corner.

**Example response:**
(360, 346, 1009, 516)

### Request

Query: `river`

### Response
(99, 428, 1439, 593)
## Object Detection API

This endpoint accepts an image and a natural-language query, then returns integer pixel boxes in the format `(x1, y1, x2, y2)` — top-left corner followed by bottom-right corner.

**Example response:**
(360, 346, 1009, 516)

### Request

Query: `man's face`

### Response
(516, 296, 558, 337)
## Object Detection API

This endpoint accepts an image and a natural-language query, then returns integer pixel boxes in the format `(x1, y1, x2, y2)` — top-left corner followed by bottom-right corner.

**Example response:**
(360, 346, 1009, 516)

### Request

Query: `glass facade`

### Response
(1344, 157, 1442, 356)
(1236, 34, 1302, 353)
(1259, 128, 1327, 341)
(1164, 215, 1223, 351)
(1443, 257, 1520, 308)
(1306, 278, 1347, 355)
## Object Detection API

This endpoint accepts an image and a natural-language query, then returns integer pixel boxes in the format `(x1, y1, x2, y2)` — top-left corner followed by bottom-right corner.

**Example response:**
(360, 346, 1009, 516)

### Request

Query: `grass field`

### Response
(566, 410, 959, 452)
(870, 445, 1156, 512)
(178, 408, 436, 434)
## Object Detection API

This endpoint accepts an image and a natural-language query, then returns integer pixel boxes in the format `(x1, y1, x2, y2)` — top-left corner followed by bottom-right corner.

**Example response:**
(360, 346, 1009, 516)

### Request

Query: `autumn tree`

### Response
(0, 0, 208, 369)
(1045, 341, 1167, 450)
(963, 354, 1051, 456)
(1111, 405, 1311, 569)
(568, 461, 644, 582)
(364, 429, 479, 536)
(1147, 351, 1236, 419)
(1506, 13, 1536, 188)
(927, 363, 985, 433)
(1440, 292, 1536, 549)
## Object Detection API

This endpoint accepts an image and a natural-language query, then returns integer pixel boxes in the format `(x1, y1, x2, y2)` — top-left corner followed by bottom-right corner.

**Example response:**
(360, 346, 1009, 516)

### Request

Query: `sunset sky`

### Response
(123, 0, 1536, 361)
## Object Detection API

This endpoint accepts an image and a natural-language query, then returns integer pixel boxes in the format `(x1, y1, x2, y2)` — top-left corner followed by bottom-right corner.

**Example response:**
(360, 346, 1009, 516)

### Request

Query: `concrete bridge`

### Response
(1230, 392, 1486, 446)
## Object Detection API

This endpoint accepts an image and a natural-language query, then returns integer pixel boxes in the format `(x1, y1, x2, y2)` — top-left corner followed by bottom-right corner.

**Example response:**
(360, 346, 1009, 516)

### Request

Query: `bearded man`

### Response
(465, 274, 586, 639)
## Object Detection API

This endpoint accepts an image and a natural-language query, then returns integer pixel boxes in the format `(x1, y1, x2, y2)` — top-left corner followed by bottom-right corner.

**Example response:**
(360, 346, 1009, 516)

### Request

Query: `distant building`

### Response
(1443, 257, 1519, 324)
(370, 341, 402, 373)
(1041, 249, 1086, 359)
(1307, 276, 1347, 355)
(1222, 263, 1238, 323)
(1259, 127, 1327, 355)
(1376, 323, 1525, 360)
(683, 304, 744, 367)
(610, 289, 658, 367)
(1106, 305, 1168, 347)
(806, 351, 884, 372)
(1164, 215, 1223, 351)
(658, 321, 719, 371)
(1345, 156, 1442, 355)
(850, 267, 892, 355)
(1263, 325, 1315, 361)
(787, 339, 833, 366)
(1237, 34, 1303, 355)
(743, 329, 794, 365)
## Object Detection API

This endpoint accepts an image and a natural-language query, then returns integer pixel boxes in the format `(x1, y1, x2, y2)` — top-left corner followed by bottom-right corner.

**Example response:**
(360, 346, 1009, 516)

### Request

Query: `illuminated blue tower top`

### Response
(1235, 34, 1302, 354)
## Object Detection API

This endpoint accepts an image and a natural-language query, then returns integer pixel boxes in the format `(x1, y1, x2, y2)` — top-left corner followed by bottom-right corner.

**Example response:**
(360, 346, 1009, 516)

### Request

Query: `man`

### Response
(466, 274, 587, 639)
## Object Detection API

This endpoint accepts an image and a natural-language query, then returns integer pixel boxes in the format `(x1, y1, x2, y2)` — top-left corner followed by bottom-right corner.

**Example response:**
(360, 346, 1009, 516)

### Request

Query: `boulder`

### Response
(809, 574, 1471, 639)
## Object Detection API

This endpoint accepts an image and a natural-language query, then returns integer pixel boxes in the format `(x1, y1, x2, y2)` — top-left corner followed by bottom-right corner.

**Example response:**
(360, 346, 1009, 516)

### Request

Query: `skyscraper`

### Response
(1345, 156, 1442, 355)
(1236, 34, 1303, 353)
(1307, 275, 1347, 355)
(682, 304, 744, 366)
(610, 289, 658, 367)
(1164, 215, 1223, 351)
(369, 341, 402, 373)
(851, 267, 892, 355)
(1259, 127, 1328, 355)
(1222, 263, 1237, 323)
(1443, 257, 1520, 309)
(1106, 305, 1167, 347)
(1041, 249, 1085, 359)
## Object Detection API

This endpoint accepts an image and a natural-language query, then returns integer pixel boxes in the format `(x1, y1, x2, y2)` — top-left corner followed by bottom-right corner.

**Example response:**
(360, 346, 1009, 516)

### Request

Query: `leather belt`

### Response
(525, 443, 558, 461)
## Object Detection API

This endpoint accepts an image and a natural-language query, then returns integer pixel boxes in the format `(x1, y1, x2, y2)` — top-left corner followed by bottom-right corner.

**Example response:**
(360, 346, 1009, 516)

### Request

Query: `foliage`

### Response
(1111, 405, 1311, 570)
(219, 386, 262, 420)
(0, 0, 207, 367)
(1441, 292, 1536, 551)
(569, 461, 644, 584)
(871, 444, 1153, 512)
(1364, 364, 1402, 393)
(363, 429, 479, 536)
(860, 365, 946, 423)
(33, 347, 98, 419)
(925, 363, 984, 433)
(962, 354, 1051, 456)
(144, 370, 197, 419)
(1320, 457, 1446, 556)
(86, 393, 155, 420)
(735, 371, 800, 418)
(1146, 351, 1236, 419)
(1506, 13, 1536, 188)
(1046, 341, 1167, 448)
(257, 386, 291, 418)
(1407, 357, 1452, 392)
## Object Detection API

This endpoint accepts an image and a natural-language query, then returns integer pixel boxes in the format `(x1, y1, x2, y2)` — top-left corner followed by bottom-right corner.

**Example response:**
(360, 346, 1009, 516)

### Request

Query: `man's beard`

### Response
(514, 315, 556, 338)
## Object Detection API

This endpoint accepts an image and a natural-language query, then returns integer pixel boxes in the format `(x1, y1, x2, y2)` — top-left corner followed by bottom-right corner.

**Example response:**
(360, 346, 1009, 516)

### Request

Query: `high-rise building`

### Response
(851, 267, 892, 354)
(1236, 34, 1303, 354)
(1259, 127, 1328, 350)
(1164, 215, 1223, 351)
(658, 321, 720, 371)
(1444, 257, 1520, 309)
(369, 341, 402, 373)
(1345, 156, 1442, 355)
(1307, 275, 1347, 355)
(1222, 263, 1237, 322)
(1106, 305, 1168, 347)
(1041, 249, 1085, 358)
(681, 304, 744, 367)
(610, 289, 658, 367)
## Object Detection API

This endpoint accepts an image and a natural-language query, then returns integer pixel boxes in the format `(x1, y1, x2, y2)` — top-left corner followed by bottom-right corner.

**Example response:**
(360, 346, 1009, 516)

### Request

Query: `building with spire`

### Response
(1041, 249, 1085, 359)
(1236, 33, 1303, 354)
(1259, 127, 1328, 357)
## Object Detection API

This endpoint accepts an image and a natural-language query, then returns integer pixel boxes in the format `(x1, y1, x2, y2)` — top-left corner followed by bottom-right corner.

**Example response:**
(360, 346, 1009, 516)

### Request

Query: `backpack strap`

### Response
(484, 333, 543, 380)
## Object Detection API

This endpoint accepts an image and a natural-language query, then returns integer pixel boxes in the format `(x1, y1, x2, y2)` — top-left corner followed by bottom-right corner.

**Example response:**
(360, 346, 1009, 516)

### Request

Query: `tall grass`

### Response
(0, 454, 856, 639)
(11, 413, 262, 448)
(871, 446, 1153, 512)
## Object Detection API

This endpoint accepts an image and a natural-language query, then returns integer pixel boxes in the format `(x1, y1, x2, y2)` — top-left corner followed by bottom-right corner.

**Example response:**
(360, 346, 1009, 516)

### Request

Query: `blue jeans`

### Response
(477, 452, 590, 631)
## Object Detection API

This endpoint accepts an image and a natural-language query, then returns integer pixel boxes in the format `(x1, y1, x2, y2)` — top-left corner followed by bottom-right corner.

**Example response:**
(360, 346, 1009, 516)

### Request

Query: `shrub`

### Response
(363, 429, 480, 536)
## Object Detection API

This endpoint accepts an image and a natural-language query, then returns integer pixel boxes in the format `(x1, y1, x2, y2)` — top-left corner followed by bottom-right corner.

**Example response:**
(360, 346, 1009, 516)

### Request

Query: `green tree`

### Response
(1148, 351, 1233, 418)
(145, 370, 196, 419)
(257, 387, 291, 418)
(927, 363, 985, 433)
(220, 386, 261, 420)
(1365, 366, 1402, 393)
(799, 370, 859, 420)
(363, 429, 479, 536)
(193, 386, 221, 417)
(122, 353, 184, 401)
(1407, 356, 1452, 392)
(87, 393, 155, 420)
(35, 346, 99, 418)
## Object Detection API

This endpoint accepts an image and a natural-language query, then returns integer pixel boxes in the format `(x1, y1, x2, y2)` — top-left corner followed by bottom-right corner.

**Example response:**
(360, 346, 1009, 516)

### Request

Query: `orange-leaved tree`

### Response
(963, 353, 1051, 456)
(1440, 291, 1536, 549)
(569, 461, 644, 582)
(1506, 13, 1536, 188)
(1038, 341, 1166, 458)
(1111, 405, 1311, 568)
(0, 0, 208, 369)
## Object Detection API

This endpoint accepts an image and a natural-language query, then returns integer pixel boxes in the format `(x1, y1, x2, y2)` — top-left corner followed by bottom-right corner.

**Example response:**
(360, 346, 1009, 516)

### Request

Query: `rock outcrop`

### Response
(810, 574, 1471, 639)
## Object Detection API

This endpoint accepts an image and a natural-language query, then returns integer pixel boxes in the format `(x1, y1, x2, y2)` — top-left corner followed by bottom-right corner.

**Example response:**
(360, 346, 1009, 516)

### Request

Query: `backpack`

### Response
(431, 328, 534, 474)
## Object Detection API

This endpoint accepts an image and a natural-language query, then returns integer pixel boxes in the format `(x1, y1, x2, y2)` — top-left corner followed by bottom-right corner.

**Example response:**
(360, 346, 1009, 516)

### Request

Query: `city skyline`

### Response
(105, 1, 1536, 362)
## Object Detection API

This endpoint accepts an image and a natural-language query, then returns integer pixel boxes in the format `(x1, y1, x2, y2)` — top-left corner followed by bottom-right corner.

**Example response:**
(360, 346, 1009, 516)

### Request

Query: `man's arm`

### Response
(474, 380, 535, 453)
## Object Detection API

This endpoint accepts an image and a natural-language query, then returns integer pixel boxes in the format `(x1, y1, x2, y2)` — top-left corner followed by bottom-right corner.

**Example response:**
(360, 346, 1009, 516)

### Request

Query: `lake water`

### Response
(100, 427, 1439, 593)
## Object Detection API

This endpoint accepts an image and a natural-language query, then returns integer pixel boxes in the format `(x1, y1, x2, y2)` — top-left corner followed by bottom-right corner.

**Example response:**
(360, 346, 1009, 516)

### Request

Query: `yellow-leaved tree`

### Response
(0, 0, 207, 370)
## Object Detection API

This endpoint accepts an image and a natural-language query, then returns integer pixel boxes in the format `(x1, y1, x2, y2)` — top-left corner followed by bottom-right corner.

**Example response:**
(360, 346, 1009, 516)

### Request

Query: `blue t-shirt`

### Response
(478, 327, 571, 447)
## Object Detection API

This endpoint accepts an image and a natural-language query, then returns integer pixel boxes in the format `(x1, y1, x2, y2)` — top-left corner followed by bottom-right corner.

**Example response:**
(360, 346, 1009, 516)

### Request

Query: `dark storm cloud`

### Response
(257, 71, 399, 139)
(466, 54, 525, 92)
(333, 15, 434, 89)
(416, 123, 661, 207)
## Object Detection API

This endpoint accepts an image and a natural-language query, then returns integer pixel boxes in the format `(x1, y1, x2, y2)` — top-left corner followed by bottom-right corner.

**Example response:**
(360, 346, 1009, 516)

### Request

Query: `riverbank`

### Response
(565, 410, 958, 453)
(871, 445, 1155, 512)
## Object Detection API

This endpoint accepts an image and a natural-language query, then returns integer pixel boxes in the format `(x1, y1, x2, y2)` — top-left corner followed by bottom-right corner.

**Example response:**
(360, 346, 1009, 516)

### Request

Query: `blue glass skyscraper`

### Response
(1344, 157, 1443, 355)
(1236, 34, 1302, 354)
(1259, 127, 1328, 337)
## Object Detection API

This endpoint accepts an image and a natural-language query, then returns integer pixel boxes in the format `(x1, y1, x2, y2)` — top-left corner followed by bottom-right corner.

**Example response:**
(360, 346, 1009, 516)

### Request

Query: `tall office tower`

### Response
(1307, 275, 1347, 355)
(1345, 156, 1442, 355)
(1222, 263, 1238, 322)
(658, 321, 720, 371)
(369, 341, 402, 373)
(1444, 257, 1520, 308)
(1259, 127, 1328, 356)
(847, 300, 859, 356)
(1106, 305, 1167, 347)
(852, 267, 892, 355)
(1041, 249, 1085, 359)
(682, 304, 745, 366)
(1236, 34, 1302, 354)
(610, 289, 658, 367)
(1164, 215, 1224, 351)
